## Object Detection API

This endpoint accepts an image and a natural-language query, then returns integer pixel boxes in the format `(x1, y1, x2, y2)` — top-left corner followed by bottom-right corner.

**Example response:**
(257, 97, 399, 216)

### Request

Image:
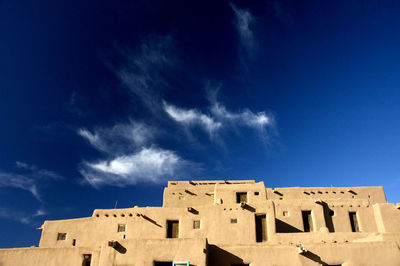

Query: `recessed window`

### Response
(349, 212, 360, 232)
(302, 211, 314, 232)
(236, 192, 247, 203)
(231, 218, 238, 224)
(254, 192, 259, 196)
(118, 224, 126, 232)
(57, 233, 66, 241)
(167, 220, 179, 238)
(283, 211, 289, 216)
(193, 220, 200, 229)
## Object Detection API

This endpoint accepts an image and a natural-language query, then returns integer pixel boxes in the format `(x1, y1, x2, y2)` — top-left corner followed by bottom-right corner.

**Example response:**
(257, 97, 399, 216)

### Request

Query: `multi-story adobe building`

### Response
(0, 180, 400, 265)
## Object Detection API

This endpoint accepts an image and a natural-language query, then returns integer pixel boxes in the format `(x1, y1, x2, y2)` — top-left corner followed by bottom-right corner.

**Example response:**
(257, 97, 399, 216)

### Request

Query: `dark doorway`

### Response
(167, 220, 179, 238)
(349, 212, 360, 232)
(236, 192, 247, 203)
(255, 214, 267, 242)
(82, 254, 91, 266)
(302, 211, 313, 232)
(154, 262, 172, 266)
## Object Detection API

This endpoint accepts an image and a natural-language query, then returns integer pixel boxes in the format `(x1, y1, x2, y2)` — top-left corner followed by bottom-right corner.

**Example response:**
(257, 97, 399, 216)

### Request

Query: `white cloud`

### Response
(116, 36, 175, 113)
(16, 161, 62, 180)
(230, 3, 256, 58)
(163, 94, 273, 139)
(80, 147, 191, 187)
(78, 121, 154, 154)
(211, 102, 271, 129)
(0, 172, 41, 201)
(0, 207, 47, 224)
(163, 102, 222, 136)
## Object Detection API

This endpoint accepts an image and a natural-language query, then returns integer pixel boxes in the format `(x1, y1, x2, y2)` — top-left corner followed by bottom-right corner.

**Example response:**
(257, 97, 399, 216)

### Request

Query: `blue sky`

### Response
(1, 0, 400, 247)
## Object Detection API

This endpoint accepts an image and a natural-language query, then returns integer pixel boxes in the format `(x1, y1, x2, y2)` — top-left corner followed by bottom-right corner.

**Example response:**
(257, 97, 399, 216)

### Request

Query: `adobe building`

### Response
(0, 180, 400, 265)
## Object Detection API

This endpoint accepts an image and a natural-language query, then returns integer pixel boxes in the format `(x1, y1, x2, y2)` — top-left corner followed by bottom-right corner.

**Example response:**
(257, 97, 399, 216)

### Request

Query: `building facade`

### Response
(1, 180, 400, 265)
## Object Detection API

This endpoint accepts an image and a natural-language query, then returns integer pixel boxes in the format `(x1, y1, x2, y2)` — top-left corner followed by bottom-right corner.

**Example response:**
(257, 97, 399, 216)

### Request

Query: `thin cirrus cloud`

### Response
(163, 101, 222, 136)
(230, 3, 257, 58)
(78, 121, 154, 154)
(163, 98, 273, 138)
(79, 147, 191, 187)
(0, 172, 41, 201)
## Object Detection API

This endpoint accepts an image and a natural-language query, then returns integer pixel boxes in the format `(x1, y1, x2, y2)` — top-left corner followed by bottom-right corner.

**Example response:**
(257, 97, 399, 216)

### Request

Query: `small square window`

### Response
(254, 192, 259, 196)
(283, 211, 289, 216)
(118, 224, 126, 232)
(57, 233, 66, 241)
(193, 220, 200, 229)
(231, 218, 238, 224)
(329, 211, 334, 216)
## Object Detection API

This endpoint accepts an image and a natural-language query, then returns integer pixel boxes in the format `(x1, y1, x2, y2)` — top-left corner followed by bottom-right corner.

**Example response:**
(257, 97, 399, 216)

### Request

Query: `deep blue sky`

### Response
(1, 0, 400, 247)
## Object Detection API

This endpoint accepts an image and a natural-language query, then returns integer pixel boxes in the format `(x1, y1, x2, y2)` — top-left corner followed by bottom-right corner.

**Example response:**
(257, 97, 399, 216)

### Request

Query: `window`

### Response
(173, 262, 189, 266)
(82, 254, 91, 266)
(283, 211, 289, 216)
(231, 218, 238, 224)
(254, 191, 259, 196)
(236, 192, 247, 203)
(302, 211, 314, 232)
(154, 263, 172, 266)
(117, 224, 126, 232)
(167, 220, 179, 238)
(349, 212, 360, 232)
(72, 239, 76, 246)
(57, 233, 66, 241)
(193, 220, 200, 229)
(255, 214, 267, 242)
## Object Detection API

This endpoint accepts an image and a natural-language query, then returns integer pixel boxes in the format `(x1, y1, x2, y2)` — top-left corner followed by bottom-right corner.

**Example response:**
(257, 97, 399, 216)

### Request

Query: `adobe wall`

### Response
(0, 246, 100, 266)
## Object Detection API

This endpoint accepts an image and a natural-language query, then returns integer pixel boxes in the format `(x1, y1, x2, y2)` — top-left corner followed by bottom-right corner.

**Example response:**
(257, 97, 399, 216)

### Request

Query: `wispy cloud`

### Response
(78, 121, 154, 154)
(163, 89, 274, 140)
(116, 35, 175, 113)
(0, 207, 47, 225)
(79, 147, 192, 187)
(163, 101, 222, 137)
(230, 3, 257, 59)
(16, 161, 62, 180)
(0, 172, 41, 201)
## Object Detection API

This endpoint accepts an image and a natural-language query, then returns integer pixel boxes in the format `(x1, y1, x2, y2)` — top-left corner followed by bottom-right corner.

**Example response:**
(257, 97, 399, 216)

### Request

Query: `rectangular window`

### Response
(349, 212, 360, 232)
(117, 224, 126, 232)
(173, 262, 189, 266)
(154, 262, 172, 266)
(255, 214, 267, 242)
(82, 254, 91, 266)
(167, 220, 179, 238)
(236, 192, 247, 203)
(302, 211, 313, 232)
(193, 220, 200, 229)
(231, 218, 238, 224)
(72, 239, 76, 246)
(57, 233, 66, 240)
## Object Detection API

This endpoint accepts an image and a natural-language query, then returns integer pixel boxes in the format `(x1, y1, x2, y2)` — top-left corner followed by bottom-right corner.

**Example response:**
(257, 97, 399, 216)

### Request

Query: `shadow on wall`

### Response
(321, 202, 335, 233)
(208, 245, 245, 266)
(301, 250, 328, 265)
(275, 219, 302, 233)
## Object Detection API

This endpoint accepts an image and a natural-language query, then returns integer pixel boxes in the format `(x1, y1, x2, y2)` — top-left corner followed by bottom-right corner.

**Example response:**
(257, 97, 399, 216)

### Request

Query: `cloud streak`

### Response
(79, 147, 192, 187)
(78, 121, 154, 154)
(230, 3, 257, 59)
(0, 172, 41, 201)
(163, 92, 274, 139)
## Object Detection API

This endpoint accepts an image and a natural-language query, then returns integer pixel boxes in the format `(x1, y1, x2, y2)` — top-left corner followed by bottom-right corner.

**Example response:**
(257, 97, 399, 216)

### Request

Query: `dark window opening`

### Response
(117, 224, 126, 232)
(302, 211, 313, 232)
(329, 210, 334, 216)
(255, 214, 267, 242)
(236, 192, 247, 203)
(72, 239, 76, 246)
(231, 218, 238, 224)
(154, 262, 172, 266)
(82, 254, 91, 266)
(349, 212, 360, 232)
(254, 191, 259, 196)
(167, 220, 179, 238)
(193, 220, 200, 229)
(57, 233, 66, 241)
